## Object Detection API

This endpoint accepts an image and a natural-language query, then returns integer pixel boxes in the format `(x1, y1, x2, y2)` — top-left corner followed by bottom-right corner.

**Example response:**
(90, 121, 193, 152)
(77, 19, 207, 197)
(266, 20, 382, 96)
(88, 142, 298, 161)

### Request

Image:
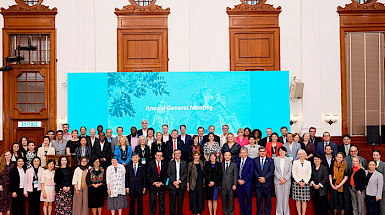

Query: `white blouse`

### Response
(292, 159, 311, 184)
(106, 164, 126, 197)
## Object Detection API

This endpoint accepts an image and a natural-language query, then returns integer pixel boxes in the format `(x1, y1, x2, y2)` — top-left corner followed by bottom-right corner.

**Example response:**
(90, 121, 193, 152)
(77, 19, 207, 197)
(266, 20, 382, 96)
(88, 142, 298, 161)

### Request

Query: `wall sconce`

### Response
(290, 114, 299, 125)
(325, 114, 338, 125)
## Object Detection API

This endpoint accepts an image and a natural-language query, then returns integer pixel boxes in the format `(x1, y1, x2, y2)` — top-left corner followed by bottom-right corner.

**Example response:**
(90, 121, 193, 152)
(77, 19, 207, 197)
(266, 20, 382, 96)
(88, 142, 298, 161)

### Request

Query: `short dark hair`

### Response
(162, 124, 168, 128)
(252, 129, 262, 138)
(47, 130, 55, 135)
(313, 154, 323, 160)
(117, 126, 123, 131)
(171, 129, 178, 133)
(342, 134, 351, 140)
(373, 150, 381, 156)
(279, 146, 287, 152)
(281, 126, 288, 130)
(148, 128, 155, 134)
(309, 127, 316, 131)
(271, 132, 279, 137)
(286, 133, 293, 137)
(259, 146, 266, 151)
(62, 123, 69, 127)
(56, 130, 63, 135)
(197, 127, 204, 131)
(180, 125, 186, 129)
(325, 145, 333, 150)
(80, 126, 87, 130)
(43, 135, 50, 142)
(47, 159, 56, 166)
(132, 153, 140, 157)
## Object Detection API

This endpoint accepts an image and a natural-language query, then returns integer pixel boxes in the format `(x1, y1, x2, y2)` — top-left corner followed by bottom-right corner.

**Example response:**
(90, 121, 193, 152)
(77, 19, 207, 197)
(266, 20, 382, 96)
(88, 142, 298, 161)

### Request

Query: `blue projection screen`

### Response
(68, 71, 289, 135)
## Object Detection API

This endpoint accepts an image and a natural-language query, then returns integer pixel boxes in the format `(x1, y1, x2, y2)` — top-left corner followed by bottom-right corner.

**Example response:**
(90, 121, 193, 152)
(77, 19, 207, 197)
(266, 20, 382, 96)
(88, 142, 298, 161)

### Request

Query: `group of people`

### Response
(0, 120, 384, 215)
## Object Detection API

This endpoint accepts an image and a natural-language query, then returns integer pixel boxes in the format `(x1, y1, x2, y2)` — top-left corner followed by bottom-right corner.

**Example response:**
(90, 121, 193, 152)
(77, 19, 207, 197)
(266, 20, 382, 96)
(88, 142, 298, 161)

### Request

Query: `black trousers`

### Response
(27, 190, 41, 215)
(129, 189, 143, 215)
(149, 187, 165, 215)
(313, 193, 328, 215)
(366, 195, 380, 215)
(12, 188, 26, 215)
(169, 188, 185, 215)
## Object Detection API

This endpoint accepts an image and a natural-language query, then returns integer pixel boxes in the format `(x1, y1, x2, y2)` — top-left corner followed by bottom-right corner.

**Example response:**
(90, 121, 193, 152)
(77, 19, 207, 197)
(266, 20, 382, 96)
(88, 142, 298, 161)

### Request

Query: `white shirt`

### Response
(225, 161, 231, 170)
(280, 157, 285, 175)
(156, 160, 161, 171)
(133, 162, 138, 174)
(142, 129, 148, 138)
(100, 141, 105, 151)
(18, 168, 25, 188)
(180, 135, 186, 144)
(260, 156, 266, 167)
(91, 137, 96, 147)
(175, 159, 181, 181)
(376, 160, 380, 167)
(147, 137, 154, 150)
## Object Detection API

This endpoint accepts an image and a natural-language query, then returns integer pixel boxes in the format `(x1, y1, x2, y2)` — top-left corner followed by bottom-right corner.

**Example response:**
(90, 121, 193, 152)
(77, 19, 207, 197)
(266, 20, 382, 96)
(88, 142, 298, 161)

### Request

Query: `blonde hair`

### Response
(138, 136, 147, 145)
(237, 128, 244, 135)
(352, 156, 364, 170)
(117, 136, 129, 147)
(297, 149, 308, 158)
(226, 133, 235, 142)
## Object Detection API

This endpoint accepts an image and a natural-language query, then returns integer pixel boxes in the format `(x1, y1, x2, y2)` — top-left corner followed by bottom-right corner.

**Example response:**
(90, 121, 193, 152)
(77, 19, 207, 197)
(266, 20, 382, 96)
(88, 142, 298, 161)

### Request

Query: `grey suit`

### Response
(52, 139, 68, 155)
(221, 161, 238, 215)
(376, 161, 385, 215)
(111, 136, 120, 154)
(274, 157, 292, 215)
(282, 141, 301, 160)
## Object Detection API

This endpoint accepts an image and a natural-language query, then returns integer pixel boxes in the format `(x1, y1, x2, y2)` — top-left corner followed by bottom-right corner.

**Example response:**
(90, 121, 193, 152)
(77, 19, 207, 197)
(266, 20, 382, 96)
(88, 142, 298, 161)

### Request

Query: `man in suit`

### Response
(127, 126, 139, 153)
(126, 153, 146, 215)
(309, 127, 322, 147)
(166, 129, 183, 162)
(197, 127, 205, 146)
(254, 146, 274, 215)
(89, 128, 100, 148)
(338, 134, 353, 157)
(373, 150, 385, 215)
(219, 124, 229, 148)
(203, 125, 220, 144)
(106, 128, 113, 143)
(148, 151, 167, 215)
(315, 132, 338, 157)
(167, 149, 187, 215)
(111, 126, 124, 154)
(137, 119, 149, 138)
(278, 126, 288, 144)
(79, 126, 91, 146)
(162, 124, 172, 143)
(346, 146, 368, 175)
(178, 125, 191, 161)
(260, 128, 273, 147)
(52, 130, 67, 155)
(322, 145, 335, 172)
(221, 151, 238, 215)
(92, 132, 112, 169)
(283, 133, 301, 160)
(237, 147, 255, 215)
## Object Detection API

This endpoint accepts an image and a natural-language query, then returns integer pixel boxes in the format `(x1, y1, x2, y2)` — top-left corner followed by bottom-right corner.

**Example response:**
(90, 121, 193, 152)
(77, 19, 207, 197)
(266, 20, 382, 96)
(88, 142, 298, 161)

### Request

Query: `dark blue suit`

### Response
(315, 141, 338, 157)
(177, 134, 191, 161)
(165, 139, 183, 162)
(254, 156, 274, 215)
(126, 162, 146, 215)
(237, 157, 255, 215)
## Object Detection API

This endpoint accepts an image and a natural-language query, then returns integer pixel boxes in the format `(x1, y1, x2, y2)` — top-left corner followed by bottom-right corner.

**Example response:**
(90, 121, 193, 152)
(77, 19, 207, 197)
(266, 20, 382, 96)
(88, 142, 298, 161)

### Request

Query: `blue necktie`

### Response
(261, 158, 264, 171)
(134, 164, 137, 177)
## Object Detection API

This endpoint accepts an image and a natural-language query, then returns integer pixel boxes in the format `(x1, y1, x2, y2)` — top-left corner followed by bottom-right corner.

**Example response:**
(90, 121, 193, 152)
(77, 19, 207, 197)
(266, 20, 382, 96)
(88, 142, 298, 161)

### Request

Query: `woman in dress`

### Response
(54, 156, 72, 215)
(25, 142, 37, 169)
(310, 154, 329, 215)
(274, 146, 292, 215)
(75, 137, 91, 166)
(266, 132, 283, 159)
(301, 133, 315, 162)
(187, 151, 205, 215)
(10, 143, 22, 162)
(349, 156, 366, 215)
(245, 136, 260, 159)
(66, 129, 80, 155)
(19, 137, 29, 157)
(86, 158, 106, 215)
(41, 159, 56, 215)
(24, 157, 44, 215)
(106, 156, 127, 215)
(292, 149, 312, 215)
(365, 160, 384, 215)
(235, 128, 249, 147)
(72, 157, 90, 215)
(204, 153, 222, 215)
(221, 133, 241, 162)
(134, 136, 150, 170)
(0, 151, 14, 215)
(329, 152, 350, 215)
(114, 136, 132, 167)
(203, 133, 220, 161)
(151, 132, 166, 161)
(188, 135, 204, 162)
(37, 136, 56, 167)
(9, 157, 26, 215)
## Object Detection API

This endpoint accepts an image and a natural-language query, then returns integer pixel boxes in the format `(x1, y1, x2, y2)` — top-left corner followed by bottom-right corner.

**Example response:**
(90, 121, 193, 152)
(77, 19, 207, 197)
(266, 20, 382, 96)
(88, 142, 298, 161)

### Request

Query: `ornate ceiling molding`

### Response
(1, 4, 57, 15)
(338, 0, 385, 13)
(115, 4, 170, 15)
(227, 3, 281, 15)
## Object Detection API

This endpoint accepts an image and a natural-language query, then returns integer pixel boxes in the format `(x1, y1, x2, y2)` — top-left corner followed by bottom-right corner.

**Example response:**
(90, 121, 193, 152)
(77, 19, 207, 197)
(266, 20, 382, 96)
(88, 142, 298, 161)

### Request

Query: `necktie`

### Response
(134, 164, 137, 177)
(240, 159, 244, 178)
(261, 158, 264, 171)
(173, 140, 177, 151)
(157, 161, 161, 175)
(226, 163, 229, 173)
(199, 137, 202, 144)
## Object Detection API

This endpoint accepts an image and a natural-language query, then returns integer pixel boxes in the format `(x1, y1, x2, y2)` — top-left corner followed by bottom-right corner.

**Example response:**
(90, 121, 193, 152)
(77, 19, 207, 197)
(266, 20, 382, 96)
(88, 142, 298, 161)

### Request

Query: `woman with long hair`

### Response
(54, 156, 72, 215)
(0, 151, 14, 215)
(10, 143, 22, 162)
(41, 159, 56, 215)
(114, 136, 132, 166)
(86, 158, 106, 215)
(24, 157, 44, 215)
(72, 157, 90, 215)
(9, 157, 26, 215)
(37, 136, 56, 167)
(188, 135, 203, 162)
(19, 137, 29, 157)
(330, 152, 350, 214)
(221, 133, 241, 162)
(349, 156, 366, 215)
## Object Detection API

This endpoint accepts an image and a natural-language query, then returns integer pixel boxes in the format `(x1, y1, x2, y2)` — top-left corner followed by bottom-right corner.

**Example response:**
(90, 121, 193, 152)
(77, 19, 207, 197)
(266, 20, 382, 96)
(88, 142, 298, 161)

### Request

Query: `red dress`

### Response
(266, 142, 283, 158)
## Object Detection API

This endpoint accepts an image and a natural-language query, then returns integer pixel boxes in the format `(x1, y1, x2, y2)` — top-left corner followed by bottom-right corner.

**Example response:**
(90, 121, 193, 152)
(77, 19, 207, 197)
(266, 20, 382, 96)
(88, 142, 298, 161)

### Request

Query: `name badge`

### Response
(272, 155, 276, 159)
(33, 180, 38, 188)
(141, 158, 146, 164)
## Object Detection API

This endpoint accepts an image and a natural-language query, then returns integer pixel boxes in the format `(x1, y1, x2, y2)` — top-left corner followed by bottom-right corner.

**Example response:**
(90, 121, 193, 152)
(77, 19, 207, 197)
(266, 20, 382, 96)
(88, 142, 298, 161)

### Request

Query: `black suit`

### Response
(338, 144, 352, 157)
(147, 160, 167, 215)
(310, 136, 323, 147)
(202, 134, 220, 145)
(92, 141, 112, 169)
(165, 139, 183, 162)
(162, 134, 172, 143)
(134, 145, 151, 168)
(9, 167, 26, 215)
(278, 136, 287, 144)
(137, 129, 147, 137)
(167, 159, 187, 215)
(126, 162, 146, 215)
(90, 137, 100, 148)
(151, 142, 166, 160)
(260, 136, 271, 147)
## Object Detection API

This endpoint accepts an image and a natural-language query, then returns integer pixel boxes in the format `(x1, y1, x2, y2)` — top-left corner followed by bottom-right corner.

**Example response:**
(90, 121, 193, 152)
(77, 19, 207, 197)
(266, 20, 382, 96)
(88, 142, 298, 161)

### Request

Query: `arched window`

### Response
(241, 0, 266, 6)
(129, 0, 156, 8)
(23, 0, 41, 6)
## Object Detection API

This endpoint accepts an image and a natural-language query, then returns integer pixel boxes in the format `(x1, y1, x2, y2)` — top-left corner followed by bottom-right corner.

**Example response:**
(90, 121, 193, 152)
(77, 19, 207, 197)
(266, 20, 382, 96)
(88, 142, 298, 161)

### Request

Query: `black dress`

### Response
(189, 163, 204, 213)
(221, 143, 241, 162)
(66, 140, 80, 155)
(330, 167, 351, 211)
(203, 161, 222, 200)
(54, 167, 73, 215)
(86, 167, 106, 208)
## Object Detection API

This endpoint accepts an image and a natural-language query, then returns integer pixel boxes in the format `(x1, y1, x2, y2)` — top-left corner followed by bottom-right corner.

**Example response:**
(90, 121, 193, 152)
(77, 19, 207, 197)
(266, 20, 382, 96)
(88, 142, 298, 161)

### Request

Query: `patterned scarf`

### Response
(333, 161, 346, 192)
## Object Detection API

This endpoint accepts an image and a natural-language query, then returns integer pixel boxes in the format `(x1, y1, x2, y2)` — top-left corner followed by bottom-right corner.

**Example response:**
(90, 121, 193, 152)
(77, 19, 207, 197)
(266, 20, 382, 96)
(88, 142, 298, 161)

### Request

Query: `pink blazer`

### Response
(24, 166, 44, 194)
(236, 136, 249, 147)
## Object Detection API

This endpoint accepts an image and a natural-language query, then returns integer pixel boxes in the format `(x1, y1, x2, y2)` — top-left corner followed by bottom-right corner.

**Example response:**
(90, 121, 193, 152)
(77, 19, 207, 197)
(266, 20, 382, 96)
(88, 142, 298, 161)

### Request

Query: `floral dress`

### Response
(0, 162, 15, 212)
(40, 169, 56, 202)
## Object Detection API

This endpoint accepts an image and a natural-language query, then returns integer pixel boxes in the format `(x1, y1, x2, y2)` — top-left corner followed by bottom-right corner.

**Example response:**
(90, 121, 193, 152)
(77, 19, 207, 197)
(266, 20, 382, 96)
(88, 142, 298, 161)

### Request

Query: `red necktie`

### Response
(174, 140, 177, 150)
(157, 161, 161, 175)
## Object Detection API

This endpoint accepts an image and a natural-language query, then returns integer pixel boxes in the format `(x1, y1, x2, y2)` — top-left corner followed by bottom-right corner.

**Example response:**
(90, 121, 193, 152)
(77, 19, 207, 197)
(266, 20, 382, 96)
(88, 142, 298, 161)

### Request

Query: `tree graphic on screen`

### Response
(108, 72, 170, 118)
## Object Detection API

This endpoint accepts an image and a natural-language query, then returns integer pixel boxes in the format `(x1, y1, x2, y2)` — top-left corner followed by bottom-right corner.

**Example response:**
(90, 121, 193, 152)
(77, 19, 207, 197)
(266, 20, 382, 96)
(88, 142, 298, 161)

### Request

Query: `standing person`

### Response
(137, 119, 148, 137)
(41, 159, 56, 215)
(24, 157, 44, 215)
(92, 132, 112, 169)
(10, 157, 26, 215)
(266, 132, 283, 159)
(106, 156, 128, 215)
(126, 154, 146, 215)
(221, 151, 238, 215)
(25, 142, 37, 169)
(86, 158, 106, 215)
(54, 156, 73, 215)
(204, 153, 222, 215)
(293, 133, 302, 145)
(244, 136, 259, 159)
(346, 146, 368, 172)
(178, 124, 191, 146)
(66, 129, 80, 155)
(219, 125, 229, 148)
(237, 147, 255, 215)
(255, 146, 274, 215)
(72, 157, 90, 215)
(202, 125, 220, 144)
(89, 128, 99, 148)
(236, 128, 249, 147)
(147, 151, 167, 215)
(114, 136, 132, 167)
(221, 133, 241, 162)
(111, 127, 124, 154)
(146, 128, 156, 151)
(244, 127, 251, 139)
(315, 132, 338, 157)
(62, 124, 72, 140)
(310, 154, 329, 215)
(75, 137, 92, 166)
(203, 133, 221, 161)
(37, 136, 56, 167)
(283, 133, 301, 160)
(278, 126, 288, 144)
(349, 156, 366, 215)
(300, 133, 315, 162)
(96, 125, 104, 138)
(106, 129, 113, 143)
(0, 151, 14, 215)
(252, 129, 263, 146)
(168, 150, 187, 215)
(338, 135, 352, 157)
(366, 160, 384, 215)
(10, 143, 21, 162)
(309, 127, 322, 147)
(134, 136, 151, 170)
(151, 132, 166, 161)
(373, 150, 385, 215)
(187, 151, 205, 215)
(330, 152, 350, 214)
(292, 149, 312, 215)
(188, 135, 204, 162)
(126, 126, 138, 153)
(165, 129, 183, 162)
(274, 147, 292, 215)
(322, 145, 335, 173)
(52, 130, 68, 155)
(260, 128, 273, 147)
(161, 124, 171, 143)
(19, 137, 29, 157)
